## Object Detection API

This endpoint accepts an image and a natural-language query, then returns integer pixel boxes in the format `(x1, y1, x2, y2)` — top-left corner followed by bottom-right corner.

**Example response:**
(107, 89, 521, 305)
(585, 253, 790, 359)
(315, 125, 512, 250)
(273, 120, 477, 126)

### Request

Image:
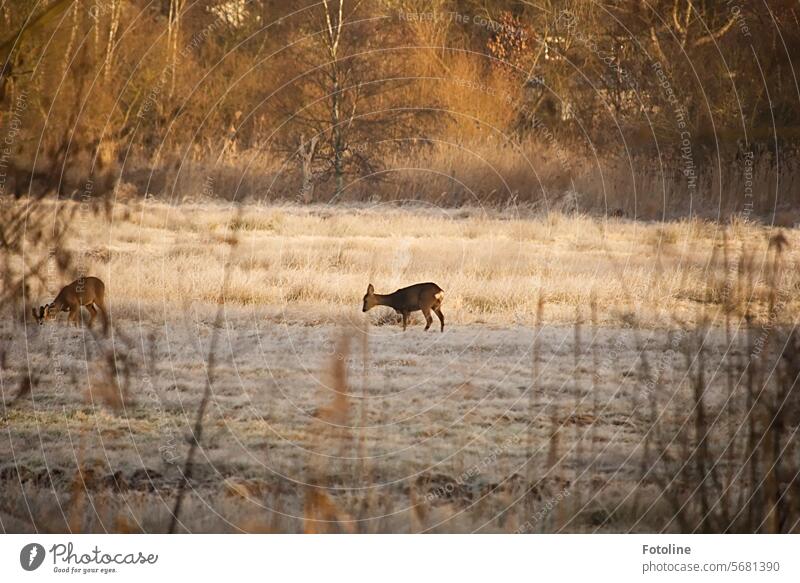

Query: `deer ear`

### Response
(367, 284, 374, 294)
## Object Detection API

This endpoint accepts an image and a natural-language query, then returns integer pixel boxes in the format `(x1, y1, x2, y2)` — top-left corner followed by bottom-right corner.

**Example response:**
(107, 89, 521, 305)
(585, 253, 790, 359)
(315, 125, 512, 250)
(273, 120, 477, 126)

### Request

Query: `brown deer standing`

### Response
(32, 276, 108, 331)
(362, 282, 444, 332)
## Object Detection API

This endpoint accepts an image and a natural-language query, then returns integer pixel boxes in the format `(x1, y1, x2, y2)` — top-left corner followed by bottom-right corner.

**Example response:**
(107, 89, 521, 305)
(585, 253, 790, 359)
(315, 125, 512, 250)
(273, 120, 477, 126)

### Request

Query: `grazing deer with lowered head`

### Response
(32, 276, 108, 330)
(362, 282, 444, 332)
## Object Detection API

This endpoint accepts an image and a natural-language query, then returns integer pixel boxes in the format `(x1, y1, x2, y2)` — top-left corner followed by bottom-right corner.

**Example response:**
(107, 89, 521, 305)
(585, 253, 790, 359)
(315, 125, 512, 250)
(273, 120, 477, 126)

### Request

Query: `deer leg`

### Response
(422, 307, 433, 331)
(95, 297, 109, 334)
(68, 306, 80, 327)
(86, 304, 98, 328)
(401, 311, 408, 331)
(434, 308, 445, 332)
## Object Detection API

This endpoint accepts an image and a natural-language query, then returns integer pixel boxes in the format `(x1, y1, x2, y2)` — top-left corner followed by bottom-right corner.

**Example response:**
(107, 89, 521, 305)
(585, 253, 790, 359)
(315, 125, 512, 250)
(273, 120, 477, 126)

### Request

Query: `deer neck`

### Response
(51, 292, 67, 311)
(373, 293, 396, 309)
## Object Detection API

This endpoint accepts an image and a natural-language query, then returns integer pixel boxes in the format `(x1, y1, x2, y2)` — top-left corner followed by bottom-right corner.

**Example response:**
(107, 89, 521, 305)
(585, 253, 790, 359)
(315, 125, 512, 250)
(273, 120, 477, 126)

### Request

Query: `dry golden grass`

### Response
(14, 198, 798, 328)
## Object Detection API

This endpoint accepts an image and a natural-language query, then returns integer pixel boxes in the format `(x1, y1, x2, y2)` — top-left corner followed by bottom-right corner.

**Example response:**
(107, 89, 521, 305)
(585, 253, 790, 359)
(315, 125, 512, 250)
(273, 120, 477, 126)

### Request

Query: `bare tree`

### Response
(321, 0, 351, 196)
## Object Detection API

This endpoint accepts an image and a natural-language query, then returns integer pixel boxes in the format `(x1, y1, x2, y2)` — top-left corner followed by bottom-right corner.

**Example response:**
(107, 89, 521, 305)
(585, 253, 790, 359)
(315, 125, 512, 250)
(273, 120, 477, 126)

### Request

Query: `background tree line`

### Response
(1, 0, 798, 215)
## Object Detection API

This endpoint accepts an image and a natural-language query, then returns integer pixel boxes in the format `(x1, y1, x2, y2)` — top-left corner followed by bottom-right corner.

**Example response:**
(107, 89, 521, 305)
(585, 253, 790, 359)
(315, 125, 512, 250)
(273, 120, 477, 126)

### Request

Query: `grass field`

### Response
(1, 200, 798, 532)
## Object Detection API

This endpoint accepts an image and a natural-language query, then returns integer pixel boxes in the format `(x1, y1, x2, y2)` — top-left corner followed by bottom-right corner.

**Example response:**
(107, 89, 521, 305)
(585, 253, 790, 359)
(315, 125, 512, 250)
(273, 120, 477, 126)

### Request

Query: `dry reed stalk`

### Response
(571, 305, 583, 524)
(729, 245, 751, 524)
(304, 331, 354, 533)
(524, 294, 545, 518)
(113, 508, 138, 533)
(719, 229, 738, 528)
(589, 295, 600, 478)
(546, 373, 564, 533)
(317, 333, 351, 427)
(168, 210, 240, 533)
(687, 253, 720, 533)
(409, 480, 427, 533)
(67, 430, 88, 533)
(548, 424, 564, 532)
(628, 309, 651, 525)
(691, 320, 712, 532)
(1, 348, 35, 416)
(303, 489, 355, 534)
(167, 365, 213, 533)
(356, 320, 370, 490)
(744, 307, 759, 530)
(762, 233, 788, 533)
(235, 516, 276, 534)
(6, 374, 34, 410)
(86, 351, 129, 412)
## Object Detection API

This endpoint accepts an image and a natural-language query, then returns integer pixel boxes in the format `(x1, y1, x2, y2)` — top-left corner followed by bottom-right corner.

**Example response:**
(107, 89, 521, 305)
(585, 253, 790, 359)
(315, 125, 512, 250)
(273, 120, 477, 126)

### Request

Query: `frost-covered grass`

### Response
(1, 200, 796, 532)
